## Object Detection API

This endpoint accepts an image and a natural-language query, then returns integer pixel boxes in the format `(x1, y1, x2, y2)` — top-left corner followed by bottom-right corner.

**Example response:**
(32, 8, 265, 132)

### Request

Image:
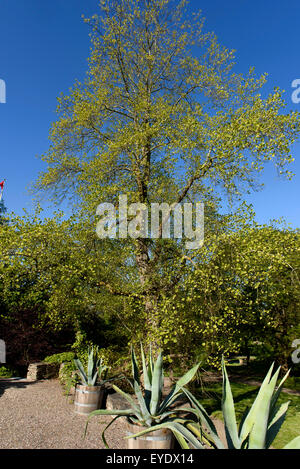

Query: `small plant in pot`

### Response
(85, 345, 201, 449)
(73, 346, 109, 416)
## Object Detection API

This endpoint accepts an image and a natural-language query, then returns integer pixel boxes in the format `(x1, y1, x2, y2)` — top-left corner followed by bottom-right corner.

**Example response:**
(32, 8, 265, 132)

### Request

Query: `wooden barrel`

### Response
(125, 421, 175, 449)
(74, 384, 104, 415)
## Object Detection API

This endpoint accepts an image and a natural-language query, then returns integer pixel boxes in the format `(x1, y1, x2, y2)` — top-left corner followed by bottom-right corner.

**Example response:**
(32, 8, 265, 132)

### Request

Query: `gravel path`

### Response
(0, 379, 127, 449)
(0, 378, 228, 450)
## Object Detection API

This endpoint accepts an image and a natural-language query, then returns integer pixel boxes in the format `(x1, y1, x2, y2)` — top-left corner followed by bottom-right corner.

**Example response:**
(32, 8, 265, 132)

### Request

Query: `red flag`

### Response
(0, 181, 4, 191)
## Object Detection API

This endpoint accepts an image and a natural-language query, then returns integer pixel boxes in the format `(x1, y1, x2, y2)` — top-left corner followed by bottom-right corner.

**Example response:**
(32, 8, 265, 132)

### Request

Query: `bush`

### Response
(0, 365, 18, 378)
(43, 351, 75, 364)
(43, 351, 78, 396)
(59, 361, 78, 395)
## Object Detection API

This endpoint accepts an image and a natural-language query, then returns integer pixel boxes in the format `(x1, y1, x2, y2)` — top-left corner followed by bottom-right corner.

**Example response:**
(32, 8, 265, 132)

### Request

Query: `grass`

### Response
(192, 379, 300, 449)
(283, 376, 300, 392)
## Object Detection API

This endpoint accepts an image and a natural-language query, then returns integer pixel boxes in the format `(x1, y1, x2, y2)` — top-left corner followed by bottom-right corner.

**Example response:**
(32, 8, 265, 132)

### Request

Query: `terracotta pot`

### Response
(74, 384, 104, 415)
(125, 421, 175, 449)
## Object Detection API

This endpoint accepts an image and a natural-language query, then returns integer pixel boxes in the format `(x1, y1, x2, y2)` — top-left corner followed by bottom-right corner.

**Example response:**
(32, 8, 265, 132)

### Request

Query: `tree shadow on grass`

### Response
(232, 387, 259, 405)
(195, 385, 259, 416)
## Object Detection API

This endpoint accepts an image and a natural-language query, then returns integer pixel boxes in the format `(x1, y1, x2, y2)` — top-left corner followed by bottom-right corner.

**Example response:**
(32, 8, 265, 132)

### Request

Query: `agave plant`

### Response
(172, 358, 300, 449)
(85, 345, 201, 448)
(74, 346, 108, 387)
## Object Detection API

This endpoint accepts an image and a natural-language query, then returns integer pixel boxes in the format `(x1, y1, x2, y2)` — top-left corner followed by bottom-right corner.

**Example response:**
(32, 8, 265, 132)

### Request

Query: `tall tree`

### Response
(34, 0, 300, 348)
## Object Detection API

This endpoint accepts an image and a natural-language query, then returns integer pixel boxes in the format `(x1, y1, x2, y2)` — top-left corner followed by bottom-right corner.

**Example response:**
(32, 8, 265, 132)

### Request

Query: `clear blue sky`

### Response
(0, 0, 299, 228)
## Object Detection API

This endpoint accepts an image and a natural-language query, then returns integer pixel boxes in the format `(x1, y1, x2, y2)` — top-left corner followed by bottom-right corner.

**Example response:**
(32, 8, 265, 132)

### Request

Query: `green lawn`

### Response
(193, 380, 300, 449)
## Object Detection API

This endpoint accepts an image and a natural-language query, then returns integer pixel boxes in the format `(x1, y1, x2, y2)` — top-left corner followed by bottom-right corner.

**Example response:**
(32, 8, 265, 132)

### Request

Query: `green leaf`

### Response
(180, 387, 225, 449)
(87, 346, 94, 381)
(133, 380, 152, 426)
(266, 401, 290, 449)
(150, 352, 163, 416)
(131, 347, 140, 386)
(173, 431, 190, 449)
(248, 366, 281, 449)
(283, 436, 300, 449)
(148, 344, 154, 383)
(125, 420, 205, 449)
(85, 410, 133, 449)
(269, 369, 290, 422)
(91, 369, 98, 386)
(141, 344, 151, 392)
(221, 357, 241, 449)
(160, 363, 200, 413)
(112, 384, 143, 422)
(174, 363, 200, 390)
(74, 358, 87, 386)
(239, 363, 275, 443)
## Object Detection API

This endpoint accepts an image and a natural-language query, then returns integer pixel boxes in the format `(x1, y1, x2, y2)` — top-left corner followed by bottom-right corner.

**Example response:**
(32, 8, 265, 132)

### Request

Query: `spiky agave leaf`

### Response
(85, 347, 102, 385)
(159, 363, 200, 413)
(283, 436, 300, 449)
(266, 401, 290, 449)
(247, 366, 281, 449)
(125, 420, 206, 449)
(87, 346, 94, 384)
(74, 358, 88, 386)
(131, 346, 140, 386)
(180, 387, 225, 449)
(148, 343, 154, 383)
(98, 358, 109, 381)
(112, 384, 144, 422)
(84, 408, 135, 448)
(268, 368, 290, 424)
(131, 368, 153, 426)
(239, 363, 275, 443)
(221, 357, 241, 449)
(149, 352, 163, 416)
(91, 369, 99, 386)
(141, 344, 151, 391)
(128, 347, 153, 422)
(173, 363, 200, 393)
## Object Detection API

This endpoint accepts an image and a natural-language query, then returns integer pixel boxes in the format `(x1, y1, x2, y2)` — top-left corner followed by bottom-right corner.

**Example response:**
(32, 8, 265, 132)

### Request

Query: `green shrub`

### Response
(0, 365, 18, 378)
(43, 352, 78, 396)
(43, 352, 75, 364)
(59, 360, 78, 394)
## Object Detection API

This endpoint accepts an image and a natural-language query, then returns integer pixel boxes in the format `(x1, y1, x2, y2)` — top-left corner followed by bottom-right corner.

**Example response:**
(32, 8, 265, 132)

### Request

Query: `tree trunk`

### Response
(135, 238, 161, 350)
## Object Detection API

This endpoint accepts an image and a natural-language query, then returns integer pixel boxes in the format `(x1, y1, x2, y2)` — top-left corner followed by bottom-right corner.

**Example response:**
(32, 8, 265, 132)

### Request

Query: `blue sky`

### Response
(0, 0, 299, 228)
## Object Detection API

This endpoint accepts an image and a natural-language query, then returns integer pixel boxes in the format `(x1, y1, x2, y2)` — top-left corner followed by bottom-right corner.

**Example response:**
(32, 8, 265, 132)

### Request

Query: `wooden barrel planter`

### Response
(125, 421, 175, 449)
(74, 384, 104, 415)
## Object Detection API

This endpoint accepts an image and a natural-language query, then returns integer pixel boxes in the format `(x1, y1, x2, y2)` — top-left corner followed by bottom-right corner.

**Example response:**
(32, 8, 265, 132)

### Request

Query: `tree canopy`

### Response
(0, 210, 128, 367)
(33, 0, 300, 349)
